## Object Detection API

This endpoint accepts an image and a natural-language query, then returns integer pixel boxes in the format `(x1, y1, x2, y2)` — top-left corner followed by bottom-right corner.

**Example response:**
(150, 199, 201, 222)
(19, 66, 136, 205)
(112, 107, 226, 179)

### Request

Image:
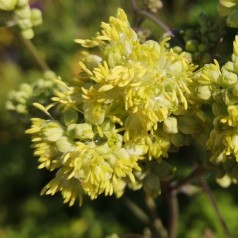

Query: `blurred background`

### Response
(0, 0, 238, 237)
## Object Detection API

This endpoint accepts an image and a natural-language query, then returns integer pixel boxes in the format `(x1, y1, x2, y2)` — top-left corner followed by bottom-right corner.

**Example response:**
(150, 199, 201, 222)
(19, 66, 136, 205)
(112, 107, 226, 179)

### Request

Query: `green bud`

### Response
(16, 0, 29, 7)
(185, 40, 198, 53)
(84, 54, 102, 70)
(163, 117, 178, 134)
(196, 85, 212, 100)
(15, 104, 27, 114)
(177, 116, 197, 134)
(170, 132, 191, 147)
(17, 18, 32, 29)
(67, 123, 94, 140)
(56, 136, 76, 153)
(143, 174, 161, 198)
(221, 70, 238, 86)
(154, 161, 176, 181)
(21, 28, 34, 39)
(227, 10, 238, 28)
(31, 8, 42, 26)
(198, 44, 207, 52)
(15, 4, 31, 18)
(224, 89, 238, 105)
(0, 0, 17, 11)
(62, 109, 78, 126)
(20, 83, 33, 95)
(172, 46, 182, 54)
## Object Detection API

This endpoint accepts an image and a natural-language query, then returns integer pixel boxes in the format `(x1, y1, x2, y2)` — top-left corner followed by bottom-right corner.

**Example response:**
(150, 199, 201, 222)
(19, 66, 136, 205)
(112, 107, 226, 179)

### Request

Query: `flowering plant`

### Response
(2, 0, 238, 237)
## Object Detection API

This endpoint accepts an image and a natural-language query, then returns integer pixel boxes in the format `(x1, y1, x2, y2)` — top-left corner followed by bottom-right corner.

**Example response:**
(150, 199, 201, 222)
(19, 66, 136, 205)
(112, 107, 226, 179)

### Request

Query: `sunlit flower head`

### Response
(75, 8, 196, 141)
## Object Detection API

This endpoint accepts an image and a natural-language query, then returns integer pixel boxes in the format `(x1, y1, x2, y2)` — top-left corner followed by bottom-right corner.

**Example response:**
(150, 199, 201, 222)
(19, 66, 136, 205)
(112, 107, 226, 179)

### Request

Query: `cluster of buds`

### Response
(170, 13, 226, 66)
(6, 71, 57, 115)
(0, 0, 42, 39)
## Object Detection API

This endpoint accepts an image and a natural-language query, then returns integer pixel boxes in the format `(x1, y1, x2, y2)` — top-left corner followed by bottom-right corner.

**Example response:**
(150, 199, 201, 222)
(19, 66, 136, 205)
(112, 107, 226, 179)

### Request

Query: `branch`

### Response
(21, 36, 50, 72)
(170, 166, 207, 192)
(163, 183, 178, 238)
(138, 10, 174, 36)
(123, 196, 150, 224)
(200, 179, 233, 238)
(145, 196, 167, 238)
(130, 0, 173, 36)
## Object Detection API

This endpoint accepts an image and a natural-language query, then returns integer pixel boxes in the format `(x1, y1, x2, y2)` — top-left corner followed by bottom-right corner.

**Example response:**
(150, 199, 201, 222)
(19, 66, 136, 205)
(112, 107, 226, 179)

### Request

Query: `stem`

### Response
(171, 166, 207, 192)
(138, 10, 174, 36)
(200, 179, 233, 238)
(130, 0, 173, 36)
(21, 36, 50, 72)
(163, 183, 178, 238)
(123, 197, 150, 224)
(145, 196, 167, 238)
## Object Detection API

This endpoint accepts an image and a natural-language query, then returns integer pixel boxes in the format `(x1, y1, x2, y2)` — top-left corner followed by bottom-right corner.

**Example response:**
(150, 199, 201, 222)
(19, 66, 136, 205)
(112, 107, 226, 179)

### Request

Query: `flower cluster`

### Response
(193, 35, 238, 186)
(6, 71, 58, 115)
(169, 13, 225, 66)
(0, 0, 42, 39)
(26, 9, 200, 205)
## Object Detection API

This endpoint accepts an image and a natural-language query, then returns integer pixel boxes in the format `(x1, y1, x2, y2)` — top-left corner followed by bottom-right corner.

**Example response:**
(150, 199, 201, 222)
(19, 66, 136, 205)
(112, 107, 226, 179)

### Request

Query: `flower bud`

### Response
(221, 69, 238, 86)
(170, 132, 191, 147)
(17, 18, 32, 29)
(177, 116, 197, 134)
(62, 110, 78, 126)
(84, 54, 102, 70)
(42, 121, 64, 142)
(21, 28, 34, 39)
(185, 40, 198, 52)
(16, 0, 28, 7)
(216, 174, 231, 188)
(143, 174, 161, 197)
(163, 117, 178, 134)
(0, 0, 17, 11)
(31, 8, 42, 26)
(15, 4, 31, 18)
(56, 136, 76, 153)
(224, 89, 238, 105)
(67, 123, 94, 140)
(196, 85, 212, 100)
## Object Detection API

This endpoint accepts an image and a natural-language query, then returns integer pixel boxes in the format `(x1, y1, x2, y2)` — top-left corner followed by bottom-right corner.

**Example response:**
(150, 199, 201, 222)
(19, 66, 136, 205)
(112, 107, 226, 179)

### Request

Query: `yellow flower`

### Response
(76, 9, 195, 141)
(27, 8, 198, 205)
(27, 118, 145, 204)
